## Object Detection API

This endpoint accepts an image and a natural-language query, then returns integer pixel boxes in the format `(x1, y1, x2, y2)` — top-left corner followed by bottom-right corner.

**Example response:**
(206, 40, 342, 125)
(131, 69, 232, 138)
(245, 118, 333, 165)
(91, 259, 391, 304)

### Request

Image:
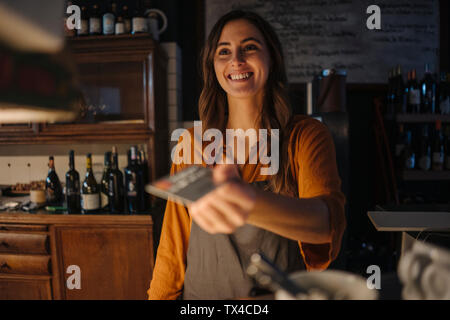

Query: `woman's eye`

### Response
(243, 44, 257, 51)
(218, 49, 230, 55)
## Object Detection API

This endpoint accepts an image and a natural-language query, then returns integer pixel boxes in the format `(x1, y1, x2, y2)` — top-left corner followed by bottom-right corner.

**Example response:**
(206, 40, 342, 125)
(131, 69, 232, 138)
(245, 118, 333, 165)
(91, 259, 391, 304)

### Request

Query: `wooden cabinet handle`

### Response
(1, 262, 11, 270)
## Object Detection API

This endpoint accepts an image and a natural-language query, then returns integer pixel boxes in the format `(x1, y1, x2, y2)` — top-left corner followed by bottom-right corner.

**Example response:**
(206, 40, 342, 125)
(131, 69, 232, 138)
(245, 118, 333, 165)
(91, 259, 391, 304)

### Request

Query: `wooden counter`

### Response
(0, 212, 154, 300)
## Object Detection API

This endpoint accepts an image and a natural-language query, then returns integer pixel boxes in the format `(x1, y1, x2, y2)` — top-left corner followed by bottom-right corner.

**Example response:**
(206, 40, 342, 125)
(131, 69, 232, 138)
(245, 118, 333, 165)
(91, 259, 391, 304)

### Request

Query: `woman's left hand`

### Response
(188, 164, 257, 234)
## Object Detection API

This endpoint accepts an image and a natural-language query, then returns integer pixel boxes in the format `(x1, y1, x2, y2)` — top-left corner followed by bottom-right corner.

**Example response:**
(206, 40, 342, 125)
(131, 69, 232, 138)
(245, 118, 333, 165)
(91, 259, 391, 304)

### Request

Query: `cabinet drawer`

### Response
(0, 254, 51, 275)
(0, 224, 48, 232)
(0, 232, 49, 254)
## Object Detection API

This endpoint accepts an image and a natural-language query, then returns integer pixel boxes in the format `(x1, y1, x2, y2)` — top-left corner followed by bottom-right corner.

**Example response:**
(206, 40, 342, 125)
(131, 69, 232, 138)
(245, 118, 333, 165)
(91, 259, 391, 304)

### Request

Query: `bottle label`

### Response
(81, 193, 100, 210)
(132, 17, 147, 33)
(103, 14, 115, 35)
(78, 20, 89, 35)
(115, 23, 125, 35)
(408, 89, 420, 105)
(101, 192, 109, 208)
(89, 18, 101, 34)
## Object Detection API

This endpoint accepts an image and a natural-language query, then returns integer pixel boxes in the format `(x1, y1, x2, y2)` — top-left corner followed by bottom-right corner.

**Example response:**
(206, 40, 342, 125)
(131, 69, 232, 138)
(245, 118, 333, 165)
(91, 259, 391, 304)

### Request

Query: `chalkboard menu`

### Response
(205, 0, 439, 83)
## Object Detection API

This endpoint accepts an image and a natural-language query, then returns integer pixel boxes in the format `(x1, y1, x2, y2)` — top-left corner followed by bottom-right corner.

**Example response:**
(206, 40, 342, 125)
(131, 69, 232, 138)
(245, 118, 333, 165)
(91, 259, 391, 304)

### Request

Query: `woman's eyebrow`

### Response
(217, 37, 262, 47)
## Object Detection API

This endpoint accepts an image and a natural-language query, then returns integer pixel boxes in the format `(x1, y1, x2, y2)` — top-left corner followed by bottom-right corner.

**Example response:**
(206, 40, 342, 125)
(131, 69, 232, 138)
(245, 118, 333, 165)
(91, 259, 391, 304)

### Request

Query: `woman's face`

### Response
(213, 19, 271, 99)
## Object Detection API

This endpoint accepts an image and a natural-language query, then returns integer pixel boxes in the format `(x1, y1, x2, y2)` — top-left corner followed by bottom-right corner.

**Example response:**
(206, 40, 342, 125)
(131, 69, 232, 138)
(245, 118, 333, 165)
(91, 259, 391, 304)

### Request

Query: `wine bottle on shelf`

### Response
(66, 150, 81, 214)
(420, 64, 437, 114)
(418, 125, 431, 171)
(138, 146, 149, 211)
(46, 156, 63, 206)
(100, 152, 112, 211)
(432, 120, 444, 171)
(81, 153, 100, 214)
(89, 3, 102, 35)
(125, 146, 145, 214)
(115, 10, 125, 35)
(408, 69, 421, 114)
(404, 129, 416, 170)
(132, 0, 147, 34)
(102, 1, 116, 35)
(77, 5, 89, 36)
(394, 65, 406, 114)
(122, 5, 131, 34)
(108, 146, 125, 214)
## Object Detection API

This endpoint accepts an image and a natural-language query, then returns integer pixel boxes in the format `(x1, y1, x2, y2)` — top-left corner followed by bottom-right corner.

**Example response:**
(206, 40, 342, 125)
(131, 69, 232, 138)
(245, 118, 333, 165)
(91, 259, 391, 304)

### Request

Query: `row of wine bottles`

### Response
(394, 121, 450, 172)
(45, 146, 149, 214)
(387, 64, 449, 115)
(65, 0, 152, 37)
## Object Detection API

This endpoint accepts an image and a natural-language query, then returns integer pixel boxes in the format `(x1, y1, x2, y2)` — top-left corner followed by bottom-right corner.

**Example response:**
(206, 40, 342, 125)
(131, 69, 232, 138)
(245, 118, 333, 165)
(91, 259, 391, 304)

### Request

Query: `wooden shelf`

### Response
(402, 170, 450, 181)
(395, 114, 450, 123)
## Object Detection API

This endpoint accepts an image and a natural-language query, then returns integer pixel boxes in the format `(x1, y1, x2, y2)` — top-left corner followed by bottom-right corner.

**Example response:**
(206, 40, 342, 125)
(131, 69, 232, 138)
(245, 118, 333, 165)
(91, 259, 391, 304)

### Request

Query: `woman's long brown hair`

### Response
(198, 10, 297, 196)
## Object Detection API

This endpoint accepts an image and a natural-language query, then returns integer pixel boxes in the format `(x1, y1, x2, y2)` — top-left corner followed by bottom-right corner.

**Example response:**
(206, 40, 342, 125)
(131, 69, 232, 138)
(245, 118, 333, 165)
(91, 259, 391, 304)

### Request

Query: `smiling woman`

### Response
(148, 10, 346, 300)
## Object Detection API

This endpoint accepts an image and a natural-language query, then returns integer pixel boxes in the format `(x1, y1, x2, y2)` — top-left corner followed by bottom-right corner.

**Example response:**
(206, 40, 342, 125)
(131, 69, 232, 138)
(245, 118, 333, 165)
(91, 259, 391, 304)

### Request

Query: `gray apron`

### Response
(183, 181, 305, 300)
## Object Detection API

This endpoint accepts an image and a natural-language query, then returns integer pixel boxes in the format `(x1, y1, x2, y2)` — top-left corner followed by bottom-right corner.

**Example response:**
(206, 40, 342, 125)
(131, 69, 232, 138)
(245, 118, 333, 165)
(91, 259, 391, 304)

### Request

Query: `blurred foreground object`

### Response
(398, 240, 450, 299)
(0, 0, 78, 123)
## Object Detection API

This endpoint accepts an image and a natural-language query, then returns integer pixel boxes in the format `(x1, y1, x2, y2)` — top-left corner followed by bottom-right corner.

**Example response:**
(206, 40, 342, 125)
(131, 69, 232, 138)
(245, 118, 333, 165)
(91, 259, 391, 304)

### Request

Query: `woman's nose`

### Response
(230, 50, 245, 66)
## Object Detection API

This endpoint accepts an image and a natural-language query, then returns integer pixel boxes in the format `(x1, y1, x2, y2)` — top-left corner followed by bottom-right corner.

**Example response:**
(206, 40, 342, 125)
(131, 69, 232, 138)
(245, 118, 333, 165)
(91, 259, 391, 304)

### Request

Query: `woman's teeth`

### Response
(230, 72, 252, 80)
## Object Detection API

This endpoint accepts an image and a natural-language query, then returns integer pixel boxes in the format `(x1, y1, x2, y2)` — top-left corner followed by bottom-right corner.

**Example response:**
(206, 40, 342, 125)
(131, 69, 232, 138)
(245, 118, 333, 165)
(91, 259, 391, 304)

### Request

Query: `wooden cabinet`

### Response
(54, 225, 153, 300)
(0, 34, 169, 181)
(0, 213, 154, 300)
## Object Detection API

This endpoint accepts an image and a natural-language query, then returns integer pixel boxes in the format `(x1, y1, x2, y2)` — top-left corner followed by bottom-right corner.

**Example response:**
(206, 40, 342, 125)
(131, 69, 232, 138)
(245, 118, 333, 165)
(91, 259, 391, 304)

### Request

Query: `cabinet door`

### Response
(0, 275, 52, 300)
(55, 226, 154, 300)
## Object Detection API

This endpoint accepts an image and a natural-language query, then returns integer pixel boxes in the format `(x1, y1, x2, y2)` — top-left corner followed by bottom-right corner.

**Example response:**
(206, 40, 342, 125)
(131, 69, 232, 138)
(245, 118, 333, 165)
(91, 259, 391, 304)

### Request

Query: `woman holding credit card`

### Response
(148, 10, 346, 300)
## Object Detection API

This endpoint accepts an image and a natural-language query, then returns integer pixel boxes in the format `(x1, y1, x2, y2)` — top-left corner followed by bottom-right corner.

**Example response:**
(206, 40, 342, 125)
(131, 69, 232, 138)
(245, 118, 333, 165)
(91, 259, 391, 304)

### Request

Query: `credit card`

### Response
(145, 165, 216, 206)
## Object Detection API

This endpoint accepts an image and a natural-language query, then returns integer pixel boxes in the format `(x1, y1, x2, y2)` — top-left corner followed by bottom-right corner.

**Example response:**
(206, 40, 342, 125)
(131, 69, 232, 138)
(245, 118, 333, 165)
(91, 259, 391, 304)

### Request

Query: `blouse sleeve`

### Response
(289, 118, 346, 271)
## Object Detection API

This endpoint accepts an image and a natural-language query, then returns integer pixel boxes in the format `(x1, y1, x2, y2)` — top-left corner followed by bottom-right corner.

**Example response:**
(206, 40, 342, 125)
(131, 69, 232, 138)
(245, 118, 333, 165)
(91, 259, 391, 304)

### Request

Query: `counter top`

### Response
(0, 211, 153, 226)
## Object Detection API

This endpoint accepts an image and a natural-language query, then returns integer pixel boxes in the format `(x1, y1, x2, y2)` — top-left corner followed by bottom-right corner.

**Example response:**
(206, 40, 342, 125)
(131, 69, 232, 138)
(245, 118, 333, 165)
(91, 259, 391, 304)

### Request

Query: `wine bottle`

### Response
(89, 3, 102, 35)
(77, 5, 89, 36)
(115, 9, 125, 35)
(408, 69, 421, 114)
(404, 129, 416, 170)
(46, 156, 63, 206)
(394, 65, 406, 114)
(138, 146, 149, 211)
(108, 146, 125, 213)
(418, 125, 431, 171)
(125, 146, 144, 213)
(100, 151, 112, 211)
(102, 1, 116, 35)
(81, 153, 100, 214)
(122, 5, 131, 33)
(432, 120, 444, 171)
(132, 0, 147, 34)
(386, 68, 394, 116)
(66, 150, 81, 214)
(421, 64, 437, 114)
